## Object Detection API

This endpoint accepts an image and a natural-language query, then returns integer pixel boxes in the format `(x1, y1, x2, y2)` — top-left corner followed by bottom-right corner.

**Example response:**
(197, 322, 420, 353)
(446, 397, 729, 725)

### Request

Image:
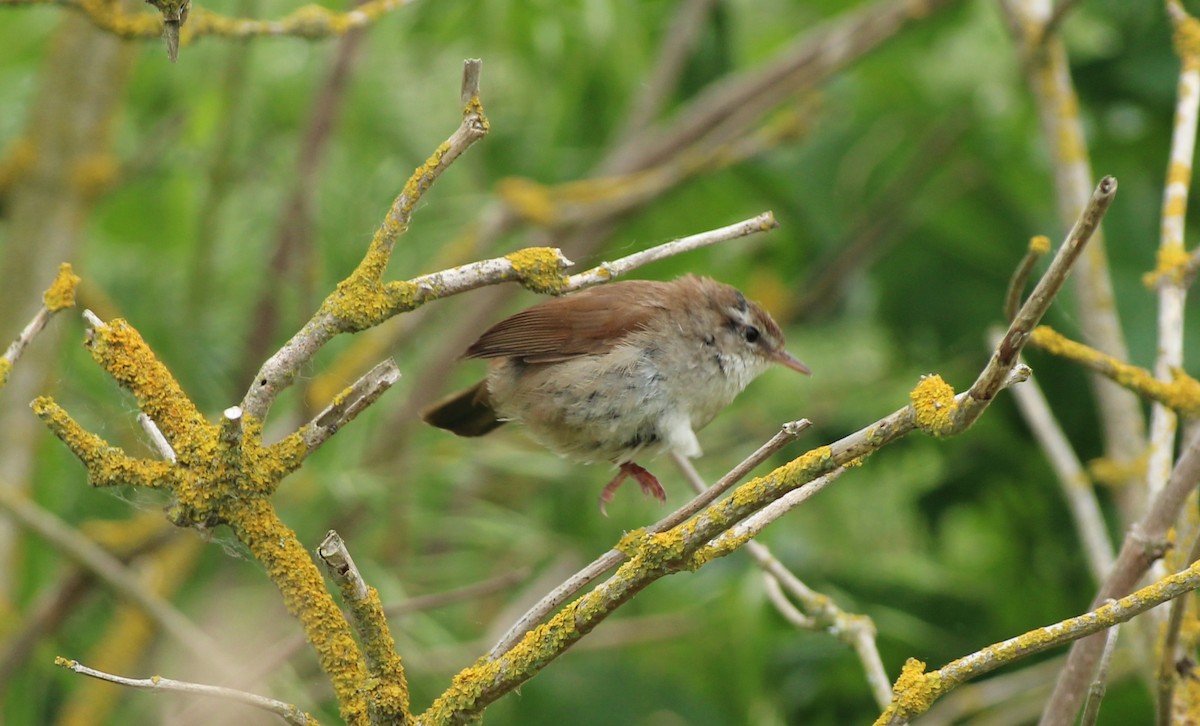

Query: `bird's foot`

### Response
(599, 462, 666, 516)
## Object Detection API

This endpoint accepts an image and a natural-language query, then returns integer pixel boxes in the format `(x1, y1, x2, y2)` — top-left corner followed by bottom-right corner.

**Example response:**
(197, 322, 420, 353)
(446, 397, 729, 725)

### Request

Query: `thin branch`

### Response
(54, 657, 317, 726)
(0, 489, 231, 672)
(486, 419, 808, 659)
(1004, 235, 1051, 322)
(1079, 618, 1119, 726)
(691, 466, 848, 554)
(951, 176, 1117, 432)
(876, 557, 1200, 725)
(297, 358, 401, 454)
(673, 452, 891, 708)
(563, 211, 779, 290)
(1, 263, 79, 388)
(995, 331, 1113, 583)
(761, 573, 814, 628)
(138, 413, 177, 462)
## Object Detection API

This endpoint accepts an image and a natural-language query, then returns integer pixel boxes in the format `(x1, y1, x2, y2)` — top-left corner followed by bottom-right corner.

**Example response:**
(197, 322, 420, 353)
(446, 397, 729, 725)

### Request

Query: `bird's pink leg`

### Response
(598, 462, 666, 515)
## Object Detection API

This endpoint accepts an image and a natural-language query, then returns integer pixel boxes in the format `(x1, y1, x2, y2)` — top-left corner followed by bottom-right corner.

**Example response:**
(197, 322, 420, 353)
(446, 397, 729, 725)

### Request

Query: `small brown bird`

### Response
(421, 275, 809, 513)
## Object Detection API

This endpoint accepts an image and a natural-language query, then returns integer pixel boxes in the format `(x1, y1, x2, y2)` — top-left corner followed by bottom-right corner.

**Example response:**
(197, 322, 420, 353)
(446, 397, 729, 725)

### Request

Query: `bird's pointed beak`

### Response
(772, 350, 811, 375)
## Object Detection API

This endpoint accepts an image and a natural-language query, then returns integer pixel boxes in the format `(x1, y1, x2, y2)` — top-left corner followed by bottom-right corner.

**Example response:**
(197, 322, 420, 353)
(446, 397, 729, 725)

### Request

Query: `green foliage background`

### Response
(0, 0, 1188, 723)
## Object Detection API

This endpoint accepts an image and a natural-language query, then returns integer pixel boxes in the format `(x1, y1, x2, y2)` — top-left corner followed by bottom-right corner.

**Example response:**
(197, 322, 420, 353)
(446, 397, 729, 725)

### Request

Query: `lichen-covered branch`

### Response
(1039, 426, 1200, 726)
(242, 59, 490, 420)
(1, 263, 80, 389)
(1029, 325, 1200, 416)
(875, 557, 1200, 725)
(1145, 0, 1200, 504)
(487, 419, 810, 660)
(317, 531, 409, 723)
(0, 0, 415, 62)
(34, 314, 372, 723)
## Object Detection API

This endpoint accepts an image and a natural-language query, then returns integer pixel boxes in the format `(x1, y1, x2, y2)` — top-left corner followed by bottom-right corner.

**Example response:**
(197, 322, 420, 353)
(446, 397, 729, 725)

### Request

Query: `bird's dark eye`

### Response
(743, 326, 760, 343)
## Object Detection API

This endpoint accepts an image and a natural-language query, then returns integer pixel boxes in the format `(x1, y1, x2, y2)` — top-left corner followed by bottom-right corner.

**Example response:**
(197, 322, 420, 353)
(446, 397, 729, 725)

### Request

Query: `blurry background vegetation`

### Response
(0, 0, 1186, 723)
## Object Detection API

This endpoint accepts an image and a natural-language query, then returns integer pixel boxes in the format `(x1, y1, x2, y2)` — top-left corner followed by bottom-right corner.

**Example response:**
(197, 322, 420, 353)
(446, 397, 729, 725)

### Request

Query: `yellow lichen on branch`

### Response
(874, 658, 944, 724)
(342, 584, 409, 720)
(506, 247, 571, 294)
(234, 499, 369, 722)
(36, 314, 375, 723)
(1144, 242, 1190, 288)
(1031, 325, 1200, 415)
(85, 319, 210, 441)
(31, 396, 173, 490)
(18, 0, 411, 44)
(43, 263, 81, 311)
(910, 374, 958, 436)
(1174, 3, 1200, 69)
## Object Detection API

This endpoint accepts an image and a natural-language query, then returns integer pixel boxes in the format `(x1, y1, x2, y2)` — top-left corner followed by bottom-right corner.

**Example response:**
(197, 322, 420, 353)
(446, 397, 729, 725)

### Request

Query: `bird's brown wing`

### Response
(464, 280, 669, 363)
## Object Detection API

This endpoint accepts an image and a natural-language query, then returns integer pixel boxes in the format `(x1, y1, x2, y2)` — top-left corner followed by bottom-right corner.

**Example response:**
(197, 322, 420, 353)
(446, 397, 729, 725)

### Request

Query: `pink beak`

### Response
(773, 350, 811, 375)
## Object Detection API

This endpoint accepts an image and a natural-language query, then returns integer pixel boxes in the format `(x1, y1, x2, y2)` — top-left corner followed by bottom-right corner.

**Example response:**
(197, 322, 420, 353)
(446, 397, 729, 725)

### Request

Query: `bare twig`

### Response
(951, 177, 1117, 432)
(1004, 0, 1145, 501)
(995, 331, 1113, 582)
(563, 211, 779, 290)
(138, 413, 177, 462)
(54, 657, 317, 726)
(1079, 618, 1119, 726)
(1004, 236, 1051, 322)
(761, 573, 814, 628)
(297, 359, 401, 454)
